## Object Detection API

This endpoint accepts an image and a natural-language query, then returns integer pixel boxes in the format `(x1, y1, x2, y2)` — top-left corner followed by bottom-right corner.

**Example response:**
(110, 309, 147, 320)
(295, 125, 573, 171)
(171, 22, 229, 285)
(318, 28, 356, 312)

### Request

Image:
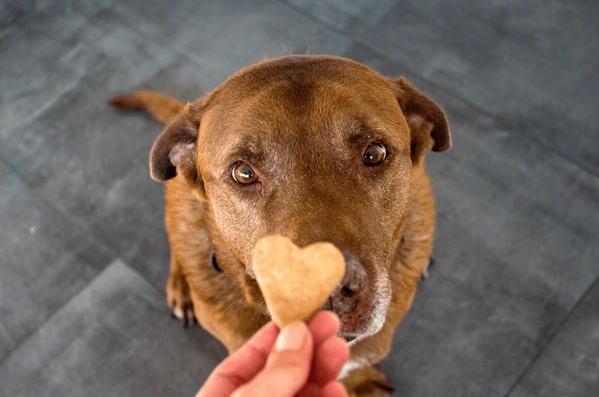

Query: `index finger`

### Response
(307, 311, 341, 347)
(196, 322, 279, 397)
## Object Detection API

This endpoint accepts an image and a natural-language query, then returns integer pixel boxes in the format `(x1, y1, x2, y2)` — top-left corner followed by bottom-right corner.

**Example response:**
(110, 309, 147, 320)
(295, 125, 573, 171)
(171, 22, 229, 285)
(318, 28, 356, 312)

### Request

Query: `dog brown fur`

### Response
(110, 55, 450, 396)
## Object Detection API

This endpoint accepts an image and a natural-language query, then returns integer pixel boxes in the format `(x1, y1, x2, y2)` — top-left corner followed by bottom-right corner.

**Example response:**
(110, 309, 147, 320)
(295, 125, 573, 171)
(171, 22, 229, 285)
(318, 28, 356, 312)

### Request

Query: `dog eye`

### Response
(363, 142, 386, 166)
(232, 162, 258, 184)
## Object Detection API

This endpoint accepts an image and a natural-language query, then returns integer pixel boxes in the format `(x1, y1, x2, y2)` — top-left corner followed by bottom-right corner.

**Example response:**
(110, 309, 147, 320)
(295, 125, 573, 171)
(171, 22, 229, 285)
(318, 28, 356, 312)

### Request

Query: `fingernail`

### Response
(275, 322, 307, 351)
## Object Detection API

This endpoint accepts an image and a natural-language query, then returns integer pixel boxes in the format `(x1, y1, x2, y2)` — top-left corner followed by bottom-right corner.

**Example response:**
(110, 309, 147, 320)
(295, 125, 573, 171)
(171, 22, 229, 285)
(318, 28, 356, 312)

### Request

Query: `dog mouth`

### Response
(339, 333, 359, 343)
(319, 267, 392, 342)
(318, 287, 376, 338)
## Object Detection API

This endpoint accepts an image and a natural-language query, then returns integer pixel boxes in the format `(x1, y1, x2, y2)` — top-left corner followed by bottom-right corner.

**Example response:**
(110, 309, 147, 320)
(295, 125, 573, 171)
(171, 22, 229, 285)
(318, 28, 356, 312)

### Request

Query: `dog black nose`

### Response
(321, 253, 367, 316)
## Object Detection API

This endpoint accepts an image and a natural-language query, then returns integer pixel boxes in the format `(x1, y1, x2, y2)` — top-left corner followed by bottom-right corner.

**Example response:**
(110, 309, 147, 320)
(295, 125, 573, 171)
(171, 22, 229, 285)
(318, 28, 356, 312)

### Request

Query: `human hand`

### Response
(196, 311, 349, 397)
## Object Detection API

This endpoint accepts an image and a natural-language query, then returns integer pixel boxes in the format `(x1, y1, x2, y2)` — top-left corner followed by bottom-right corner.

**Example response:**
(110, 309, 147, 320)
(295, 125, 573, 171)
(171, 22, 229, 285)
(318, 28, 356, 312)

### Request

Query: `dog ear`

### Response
(149, 102, 203, 187)
(393, 77, 451, 164)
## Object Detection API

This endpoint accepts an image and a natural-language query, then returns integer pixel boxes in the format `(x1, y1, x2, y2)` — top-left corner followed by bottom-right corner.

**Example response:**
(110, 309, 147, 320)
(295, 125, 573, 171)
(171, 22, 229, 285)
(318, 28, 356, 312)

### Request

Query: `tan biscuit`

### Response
(252, 235, 345, 328)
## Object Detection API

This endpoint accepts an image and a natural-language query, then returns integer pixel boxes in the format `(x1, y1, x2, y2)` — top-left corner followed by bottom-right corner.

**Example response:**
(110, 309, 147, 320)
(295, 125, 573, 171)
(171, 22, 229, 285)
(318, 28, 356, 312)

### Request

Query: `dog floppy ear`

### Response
(149, 101, 203, 187)
(393, 77, 451, 164)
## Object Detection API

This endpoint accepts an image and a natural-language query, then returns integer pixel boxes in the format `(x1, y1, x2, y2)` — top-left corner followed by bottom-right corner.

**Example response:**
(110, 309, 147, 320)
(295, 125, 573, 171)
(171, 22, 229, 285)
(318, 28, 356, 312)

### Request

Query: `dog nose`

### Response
(321, 253, 367, 316)
(340, 253, 367, 296)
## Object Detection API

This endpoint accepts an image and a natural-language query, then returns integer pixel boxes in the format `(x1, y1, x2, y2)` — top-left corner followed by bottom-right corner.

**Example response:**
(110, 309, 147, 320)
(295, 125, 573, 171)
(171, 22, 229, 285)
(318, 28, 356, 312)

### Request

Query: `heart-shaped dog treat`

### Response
(253, 235, 345, 328)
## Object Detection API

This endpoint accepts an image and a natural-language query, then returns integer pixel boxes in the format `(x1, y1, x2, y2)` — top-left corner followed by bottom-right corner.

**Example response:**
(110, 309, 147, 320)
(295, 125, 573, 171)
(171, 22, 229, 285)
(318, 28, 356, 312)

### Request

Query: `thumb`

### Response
(232, 322, 314, 397)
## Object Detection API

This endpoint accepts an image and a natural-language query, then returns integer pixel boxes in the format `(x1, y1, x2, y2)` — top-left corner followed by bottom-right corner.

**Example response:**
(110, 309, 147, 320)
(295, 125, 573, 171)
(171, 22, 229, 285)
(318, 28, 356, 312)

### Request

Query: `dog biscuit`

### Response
(252, 235, 345, 328)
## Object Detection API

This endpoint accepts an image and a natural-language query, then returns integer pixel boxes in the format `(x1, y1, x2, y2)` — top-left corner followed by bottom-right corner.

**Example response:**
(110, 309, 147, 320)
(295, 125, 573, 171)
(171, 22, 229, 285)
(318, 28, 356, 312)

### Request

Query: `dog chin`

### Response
(338, 313, 386, 347)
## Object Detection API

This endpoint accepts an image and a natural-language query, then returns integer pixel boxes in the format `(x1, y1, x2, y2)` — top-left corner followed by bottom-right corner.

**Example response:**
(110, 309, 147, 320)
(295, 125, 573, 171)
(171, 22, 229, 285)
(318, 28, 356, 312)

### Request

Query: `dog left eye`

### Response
(232, 162, 258, 184)
(363, 142, 386, 166)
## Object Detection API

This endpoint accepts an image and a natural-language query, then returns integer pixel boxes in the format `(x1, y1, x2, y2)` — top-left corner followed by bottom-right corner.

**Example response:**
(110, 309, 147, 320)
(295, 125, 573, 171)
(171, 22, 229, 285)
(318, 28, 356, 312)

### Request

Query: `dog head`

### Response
(149, 55, 450, 342)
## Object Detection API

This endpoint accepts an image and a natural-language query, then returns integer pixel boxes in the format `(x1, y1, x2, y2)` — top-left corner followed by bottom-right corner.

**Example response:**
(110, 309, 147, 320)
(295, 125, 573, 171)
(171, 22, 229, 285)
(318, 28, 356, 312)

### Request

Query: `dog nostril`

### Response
(341, 286, 355, 297)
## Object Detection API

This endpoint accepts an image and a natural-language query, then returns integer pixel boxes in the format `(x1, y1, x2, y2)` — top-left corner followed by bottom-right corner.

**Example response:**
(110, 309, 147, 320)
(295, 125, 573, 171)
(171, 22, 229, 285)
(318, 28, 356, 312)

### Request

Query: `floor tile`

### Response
(505, 385, 536, 397)
(0, 260, 227, 397)
(343, 44, 599, 396)
(283, 0, 398, 34)
(89, 156, 171, 289)
(0, 0, 33, 34)
(0, 0, 96, 38)
(0, 7, 178, 262)
(359, 0, 599, 173)
(0, 2, 128, 137)
(507, 277, 599, 397)
(0, 162, 112, 362)
(112, 0, 352, 89)
(0, 11, 174, 199)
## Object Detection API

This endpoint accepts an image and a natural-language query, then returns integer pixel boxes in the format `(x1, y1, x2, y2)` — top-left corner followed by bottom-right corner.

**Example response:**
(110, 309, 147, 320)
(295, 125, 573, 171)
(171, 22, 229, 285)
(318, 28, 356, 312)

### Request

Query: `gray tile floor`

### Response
(0, 1, 597, 396)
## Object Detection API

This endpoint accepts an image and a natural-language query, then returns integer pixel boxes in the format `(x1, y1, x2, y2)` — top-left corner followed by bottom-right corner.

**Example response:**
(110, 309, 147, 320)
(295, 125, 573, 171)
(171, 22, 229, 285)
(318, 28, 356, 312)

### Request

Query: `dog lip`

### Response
(338, 332, 359, 343)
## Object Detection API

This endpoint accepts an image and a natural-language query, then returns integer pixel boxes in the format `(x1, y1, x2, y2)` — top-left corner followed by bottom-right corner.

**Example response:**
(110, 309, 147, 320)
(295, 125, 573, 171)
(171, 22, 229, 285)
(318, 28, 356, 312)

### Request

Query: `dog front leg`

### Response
(166, 254, 197, 327)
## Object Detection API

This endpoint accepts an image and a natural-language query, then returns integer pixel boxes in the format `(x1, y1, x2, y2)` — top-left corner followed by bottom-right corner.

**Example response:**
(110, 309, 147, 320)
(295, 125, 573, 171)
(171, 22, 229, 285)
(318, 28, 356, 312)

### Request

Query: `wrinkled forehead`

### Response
(198, 57, 408, 173)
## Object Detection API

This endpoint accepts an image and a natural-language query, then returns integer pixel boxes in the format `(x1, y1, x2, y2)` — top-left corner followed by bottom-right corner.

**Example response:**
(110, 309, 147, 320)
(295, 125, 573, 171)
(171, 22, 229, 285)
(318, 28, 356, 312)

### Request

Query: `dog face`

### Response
(150, 56, 450, 341)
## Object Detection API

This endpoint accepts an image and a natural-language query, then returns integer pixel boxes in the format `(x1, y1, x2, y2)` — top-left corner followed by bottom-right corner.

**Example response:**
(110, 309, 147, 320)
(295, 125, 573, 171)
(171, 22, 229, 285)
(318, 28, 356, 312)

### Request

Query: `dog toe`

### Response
(182, 305, 197, 328)
(421, 256, 436, 280)
(166, 271, 196, 328)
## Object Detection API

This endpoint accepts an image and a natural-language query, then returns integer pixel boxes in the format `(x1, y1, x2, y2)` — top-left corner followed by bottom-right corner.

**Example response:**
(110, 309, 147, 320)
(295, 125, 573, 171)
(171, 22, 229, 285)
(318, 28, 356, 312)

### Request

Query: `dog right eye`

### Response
(232, 162, 258, 184)
(363, 142, 387, 166)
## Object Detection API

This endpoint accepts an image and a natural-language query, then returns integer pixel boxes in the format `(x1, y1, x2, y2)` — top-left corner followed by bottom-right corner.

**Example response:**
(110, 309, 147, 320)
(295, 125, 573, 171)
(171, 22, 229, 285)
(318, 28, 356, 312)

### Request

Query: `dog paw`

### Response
(342, 366, 395, 397)
(166, 271, 197, 328)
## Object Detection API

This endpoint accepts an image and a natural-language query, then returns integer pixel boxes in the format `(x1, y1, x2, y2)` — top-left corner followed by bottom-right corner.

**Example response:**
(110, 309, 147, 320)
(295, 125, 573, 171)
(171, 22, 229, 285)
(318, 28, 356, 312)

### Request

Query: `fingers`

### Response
(298, 311, 349, 396)
(196, 322, 279, 397)
(307, 311, 340, 347)
(307, 311, 349, 386)
(296, 380, 347, 397)
(310, 335, 350, 385)
(322, 381, 348, 397)
(198, 312, 348, 397)
(231, 322, 314, 397)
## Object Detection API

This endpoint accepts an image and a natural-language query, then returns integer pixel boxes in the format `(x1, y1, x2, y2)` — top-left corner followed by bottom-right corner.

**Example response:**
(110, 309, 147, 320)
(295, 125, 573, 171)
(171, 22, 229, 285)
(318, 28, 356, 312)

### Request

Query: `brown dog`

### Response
(110, 55, 451, 396)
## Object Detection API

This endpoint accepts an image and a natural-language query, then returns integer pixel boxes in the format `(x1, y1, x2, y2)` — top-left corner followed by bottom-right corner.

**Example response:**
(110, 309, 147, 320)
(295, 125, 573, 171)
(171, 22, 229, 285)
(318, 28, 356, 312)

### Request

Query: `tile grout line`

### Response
(108, 0, 354, 88)
(277, 0, 346, 35)
(501, 272, 599, 397)
(277, 0, 599, 182)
